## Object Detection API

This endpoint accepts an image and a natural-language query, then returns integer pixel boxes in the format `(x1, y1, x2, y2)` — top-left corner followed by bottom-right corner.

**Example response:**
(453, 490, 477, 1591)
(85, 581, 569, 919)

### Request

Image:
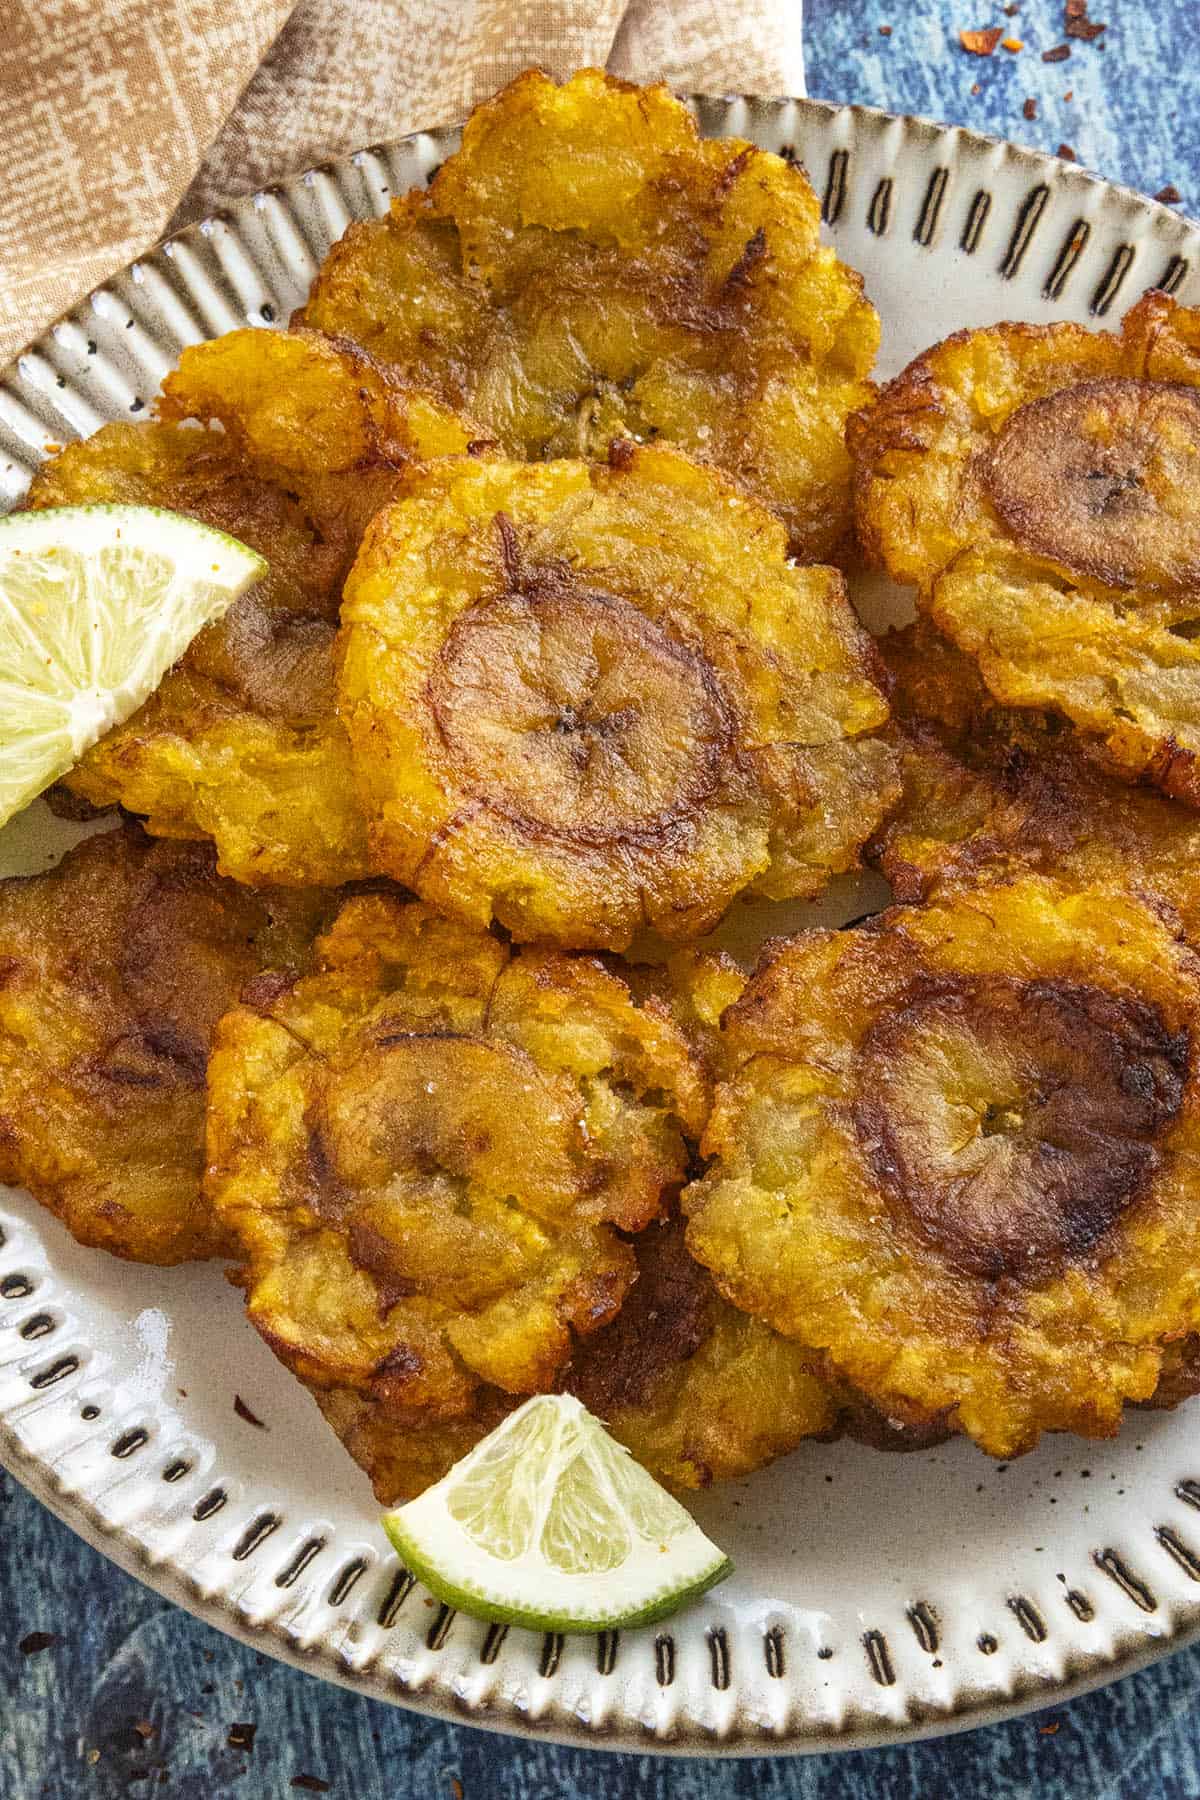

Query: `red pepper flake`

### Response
(228, 1723, 257, 1752)
(1042, 43, 1070, 61)
(292, 1780, 331, 1795)
(1023, 98, 1038, 119)
(132, 1721, 155, 1741)
(19, 1631, 63, 1655)
(1058, 143, 1078, 160)
(1064, 0, 1106, 41)
(960, 25, 1003, 54)
(1002, 37, 1024, 52)
(1156, 184, 1183, 204)
(233, 1394, 267, 1429)
(1040, 1720, 1061, 1735)
(1004, 1, 1021, 12)
(1064, 89, 1074, 99)
(879, 23, 892, 35)
(450, 1783, 464, 1800)
(971, 81, 983, 94)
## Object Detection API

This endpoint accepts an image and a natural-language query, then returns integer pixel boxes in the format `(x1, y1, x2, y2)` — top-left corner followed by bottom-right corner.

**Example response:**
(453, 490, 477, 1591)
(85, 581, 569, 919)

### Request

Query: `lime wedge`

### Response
(0, 503, 266, 828)
(381, 1394, 732, 1632)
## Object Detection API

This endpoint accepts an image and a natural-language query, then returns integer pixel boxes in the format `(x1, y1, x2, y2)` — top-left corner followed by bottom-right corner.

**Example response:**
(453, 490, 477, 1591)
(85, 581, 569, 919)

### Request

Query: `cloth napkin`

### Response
(0, 0, 805, 367)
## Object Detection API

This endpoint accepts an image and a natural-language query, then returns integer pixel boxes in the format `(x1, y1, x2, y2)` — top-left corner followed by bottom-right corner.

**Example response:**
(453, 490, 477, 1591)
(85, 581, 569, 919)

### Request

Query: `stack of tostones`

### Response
(0, 822, 328, 1264)
(0, 68, 907, 1502)
(24, 328, 486, 886)
(336, 444, 897, 950)
(851, 292, 1200, 804)
(24, 67, 1200, 1501)
(204, 892, 717, 1498)
(299, 67, 879, 559)
(684, 873, 1200, 1457)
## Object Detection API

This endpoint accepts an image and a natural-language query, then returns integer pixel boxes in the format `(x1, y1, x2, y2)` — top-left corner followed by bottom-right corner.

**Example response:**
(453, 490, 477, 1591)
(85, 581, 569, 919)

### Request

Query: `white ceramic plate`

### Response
(3, 97, 1200, 1758)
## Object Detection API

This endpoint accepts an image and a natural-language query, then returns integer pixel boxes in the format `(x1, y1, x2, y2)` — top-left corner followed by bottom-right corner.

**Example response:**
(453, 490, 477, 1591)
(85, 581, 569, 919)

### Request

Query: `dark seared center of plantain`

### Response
(426, 575, 734, 845)
(310, 1026, 586, 1305)
(114, 852, 266, 1085)
(853, 974, 1188, 1280)
(187, 595, 338, 727)
(986, 378, 1200, 592)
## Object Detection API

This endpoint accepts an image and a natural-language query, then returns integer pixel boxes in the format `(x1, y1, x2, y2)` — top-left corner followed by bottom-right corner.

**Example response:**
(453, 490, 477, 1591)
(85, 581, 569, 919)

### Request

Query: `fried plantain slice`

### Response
(205, 891, 710, 1499)
(156, 326, 482, 477)
(684, 873, 1200, 1457)
(564, 1219, 839, 1490)
(298, 68, 879, 559)
(337, 446, 896, 950)
(849, 292, 1200, 804)
(0, 822, 328, 1264)
(874, 619, 1200, 937)
(25, 330, 483, 886)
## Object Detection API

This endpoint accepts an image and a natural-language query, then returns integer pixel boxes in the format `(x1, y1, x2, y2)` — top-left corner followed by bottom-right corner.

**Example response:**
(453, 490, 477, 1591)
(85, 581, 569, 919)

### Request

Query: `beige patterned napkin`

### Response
(0, 0, 804, 366)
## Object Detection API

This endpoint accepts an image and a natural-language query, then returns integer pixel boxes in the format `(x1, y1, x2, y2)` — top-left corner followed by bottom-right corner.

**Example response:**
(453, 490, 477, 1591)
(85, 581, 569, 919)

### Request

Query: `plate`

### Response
(2, 96, 1200, 1757)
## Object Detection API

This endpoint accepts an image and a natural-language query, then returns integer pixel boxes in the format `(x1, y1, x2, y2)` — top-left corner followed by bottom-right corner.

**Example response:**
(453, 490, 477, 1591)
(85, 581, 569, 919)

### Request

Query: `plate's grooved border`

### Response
(867, 178, 893, 235)
(1092, 243, 1138, 315)
(914, 168, 950, 246)
(1044, 219, 1092, 298)
(821, 148, 849, 224)
(1094, 1550, 1157, 1612)
(1, 96, 1200, 1755)
(1007, 1597, 1048, 1644)
(862, 1631, 895, 1688)
(1001, 183, 1051, 277)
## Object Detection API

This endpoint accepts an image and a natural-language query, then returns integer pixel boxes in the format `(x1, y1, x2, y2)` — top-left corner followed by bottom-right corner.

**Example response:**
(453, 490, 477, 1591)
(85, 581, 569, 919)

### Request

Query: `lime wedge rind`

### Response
(381, 1394, 733, 1635)
(0, 503, 266, 829)
(0, 500, 265, 572)
(384, 1516, 732, 1634)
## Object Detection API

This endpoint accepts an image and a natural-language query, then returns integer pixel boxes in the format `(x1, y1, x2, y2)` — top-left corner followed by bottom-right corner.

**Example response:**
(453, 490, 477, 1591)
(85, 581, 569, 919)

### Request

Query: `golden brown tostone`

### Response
(0, 823, 329, 1265)
(205, 892, 710, 1499)
(298, 67, 879, 560)
(849, 292, 1200, 805)
(684, 873, 1200, 1457)
(985, 377, 1200, 593)
(337, 445, 896, 950)
(564, 1219, 840, 1491)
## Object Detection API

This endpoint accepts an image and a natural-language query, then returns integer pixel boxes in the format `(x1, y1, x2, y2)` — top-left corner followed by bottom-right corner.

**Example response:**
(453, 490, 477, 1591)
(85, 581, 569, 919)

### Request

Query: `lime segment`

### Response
(0, 502, 266, 828)
(382, 1394, 732, 1632)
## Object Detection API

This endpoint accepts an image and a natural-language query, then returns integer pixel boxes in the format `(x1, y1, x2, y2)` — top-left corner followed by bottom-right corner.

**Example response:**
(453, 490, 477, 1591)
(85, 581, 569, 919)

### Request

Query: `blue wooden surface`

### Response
(5, 3, 1200, 1795)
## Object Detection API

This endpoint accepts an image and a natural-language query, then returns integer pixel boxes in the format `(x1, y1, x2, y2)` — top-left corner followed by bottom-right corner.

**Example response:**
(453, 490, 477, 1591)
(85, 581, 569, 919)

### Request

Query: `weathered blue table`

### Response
(5, 3, 1200, 1795)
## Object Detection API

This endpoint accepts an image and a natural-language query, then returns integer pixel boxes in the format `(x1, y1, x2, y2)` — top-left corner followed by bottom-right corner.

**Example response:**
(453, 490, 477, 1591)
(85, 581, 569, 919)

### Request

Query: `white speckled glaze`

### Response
(2, 98, 1200, 1757)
